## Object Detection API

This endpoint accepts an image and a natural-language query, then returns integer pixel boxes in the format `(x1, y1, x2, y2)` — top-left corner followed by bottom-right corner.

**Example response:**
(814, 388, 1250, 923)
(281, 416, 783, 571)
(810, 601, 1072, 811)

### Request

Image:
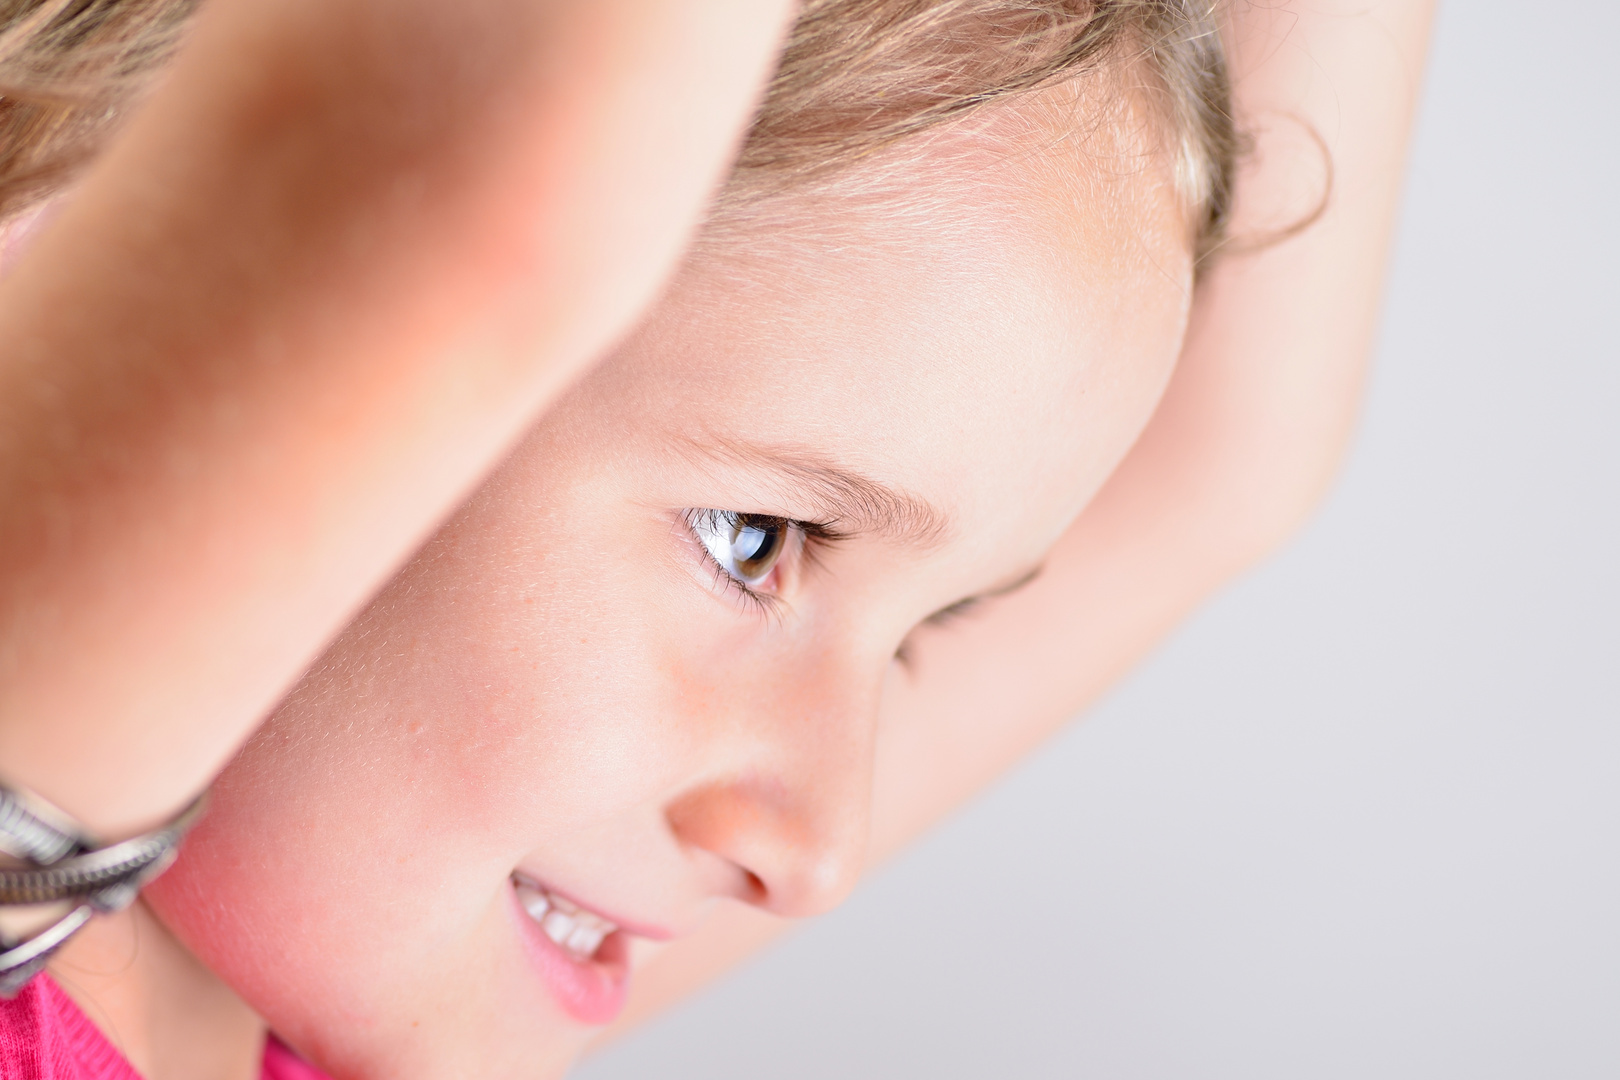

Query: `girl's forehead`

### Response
(668, 110, 1189, 365)
(573, 135, 1191, 553)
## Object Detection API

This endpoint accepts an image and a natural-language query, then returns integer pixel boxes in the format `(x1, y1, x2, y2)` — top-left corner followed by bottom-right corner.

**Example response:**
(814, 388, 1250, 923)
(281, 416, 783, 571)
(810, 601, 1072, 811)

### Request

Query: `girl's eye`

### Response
(691, 510, 791, 589)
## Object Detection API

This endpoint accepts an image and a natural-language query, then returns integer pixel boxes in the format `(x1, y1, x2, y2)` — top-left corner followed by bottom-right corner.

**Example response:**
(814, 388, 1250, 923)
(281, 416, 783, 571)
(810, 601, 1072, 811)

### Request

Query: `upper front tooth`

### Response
(542, 908, 577, 948)
(567, 925, 605, 955)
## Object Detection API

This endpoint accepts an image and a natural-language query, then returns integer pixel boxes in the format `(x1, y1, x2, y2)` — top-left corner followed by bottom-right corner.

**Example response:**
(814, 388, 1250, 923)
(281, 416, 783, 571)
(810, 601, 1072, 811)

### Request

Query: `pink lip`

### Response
(508, 881, 633, 1026)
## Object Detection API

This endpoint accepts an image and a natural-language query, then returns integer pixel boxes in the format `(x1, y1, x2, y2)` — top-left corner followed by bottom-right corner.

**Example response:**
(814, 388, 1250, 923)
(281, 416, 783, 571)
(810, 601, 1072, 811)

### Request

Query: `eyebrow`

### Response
(677, 436, 950, 548)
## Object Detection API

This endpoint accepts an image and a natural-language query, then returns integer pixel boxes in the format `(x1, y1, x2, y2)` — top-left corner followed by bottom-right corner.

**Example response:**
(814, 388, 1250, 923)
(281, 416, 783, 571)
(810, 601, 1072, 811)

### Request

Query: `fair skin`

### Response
(1, 1, 1435, 1078)
(0, 0, 798, 840)
(145, 94, 1189, 1080)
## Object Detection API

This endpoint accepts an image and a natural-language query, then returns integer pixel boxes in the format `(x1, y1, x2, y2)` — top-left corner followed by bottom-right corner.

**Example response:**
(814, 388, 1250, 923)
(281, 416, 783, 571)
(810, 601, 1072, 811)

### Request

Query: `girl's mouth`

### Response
(510, 873, 631, 1025)
(514, 876, 619, 961)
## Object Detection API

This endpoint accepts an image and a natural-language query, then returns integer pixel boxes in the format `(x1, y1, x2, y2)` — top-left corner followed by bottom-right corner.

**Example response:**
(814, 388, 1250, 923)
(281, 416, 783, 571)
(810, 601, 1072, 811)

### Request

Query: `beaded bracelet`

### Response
(0, 785, 205, 996)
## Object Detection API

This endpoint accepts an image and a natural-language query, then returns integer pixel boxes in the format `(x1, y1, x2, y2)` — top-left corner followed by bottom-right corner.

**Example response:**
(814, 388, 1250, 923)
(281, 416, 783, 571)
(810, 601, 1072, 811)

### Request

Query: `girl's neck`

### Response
(47, 900, 266, 1080)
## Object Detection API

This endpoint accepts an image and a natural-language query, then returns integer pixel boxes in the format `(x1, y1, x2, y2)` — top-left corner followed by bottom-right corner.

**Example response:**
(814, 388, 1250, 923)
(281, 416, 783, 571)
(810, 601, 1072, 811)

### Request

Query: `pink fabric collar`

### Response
(0, 974, 329, 1080)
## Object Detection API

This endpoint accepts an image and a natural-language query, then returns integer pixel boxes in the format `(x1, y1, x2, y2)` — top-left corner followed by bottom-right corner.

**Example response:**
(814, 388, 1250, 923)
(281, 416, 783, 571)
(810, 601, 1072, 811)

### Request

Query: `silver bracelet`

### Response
(0, 785, 205, 996)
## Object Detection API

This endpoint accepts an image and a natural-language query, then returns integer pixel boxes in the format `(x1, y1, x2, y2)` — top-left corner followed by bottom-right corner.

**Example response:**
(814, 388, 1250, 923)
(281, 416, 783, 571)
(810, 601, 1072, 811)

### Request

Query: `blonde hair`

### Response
(0, 0, 194, 218)
(0, 0, 1237, 256)
(734, 0, 1237, 257)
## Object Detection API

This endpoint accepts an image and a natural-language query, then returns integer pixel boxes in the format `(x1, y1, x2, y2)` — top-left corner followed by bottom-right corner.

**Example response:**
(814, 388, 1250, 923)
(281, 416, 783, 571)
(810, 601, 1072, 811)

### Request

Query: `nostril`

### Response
(741, 869, 767, 905)
(666, 785, 867, 916)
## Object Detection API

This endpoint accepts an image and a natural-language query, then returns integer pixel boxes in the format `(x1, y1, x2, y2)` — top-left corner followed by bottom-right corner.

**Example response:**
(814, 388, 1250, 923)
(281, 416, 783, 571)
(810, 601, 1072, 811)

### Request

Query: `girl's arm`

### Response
(600, 0, 1439, 1036)
(0, 0, 794, 840)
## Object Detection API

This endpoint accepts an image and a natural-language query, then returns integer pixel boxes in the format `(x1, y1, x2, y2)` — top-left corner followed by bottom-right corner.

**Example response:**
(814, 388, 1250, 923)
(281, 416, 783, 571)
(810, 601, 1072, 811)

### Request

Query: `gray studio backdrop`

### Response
(577, 3, 1620, 1077)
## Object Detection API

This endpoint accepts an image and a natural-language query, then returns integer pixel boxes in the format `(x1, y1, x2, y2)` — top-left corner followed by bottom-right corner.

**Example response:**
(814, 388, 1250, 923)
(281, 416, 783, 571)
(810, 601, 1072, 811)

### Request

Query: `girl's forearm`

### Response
(864, 0, 1440, 848)
(0, 0, 793, 839)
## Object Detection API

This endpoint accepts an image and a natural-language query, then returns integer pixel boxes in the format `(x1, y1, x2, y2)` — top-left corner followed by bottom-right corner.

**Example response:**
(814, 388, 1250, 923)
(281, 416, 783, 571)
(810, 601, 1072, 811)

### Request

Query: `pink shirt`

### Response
(0, 975, 328, 1080)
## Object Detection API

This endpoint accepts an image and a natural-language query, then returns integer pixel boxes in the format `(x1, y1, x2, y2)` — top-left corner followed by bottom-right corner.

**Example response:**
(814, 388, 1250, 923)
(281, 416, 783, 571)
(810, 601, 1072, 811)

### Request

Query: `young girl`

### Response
(0, 1, 1432, 1077)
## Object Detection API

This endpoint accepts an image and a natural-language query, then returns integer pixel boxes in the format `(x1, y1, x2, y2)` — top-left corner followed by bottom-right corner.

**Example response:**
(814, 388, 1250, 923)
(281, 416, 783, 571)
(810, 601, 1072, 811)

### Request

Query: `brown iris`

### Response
(726, 514, 788, 583)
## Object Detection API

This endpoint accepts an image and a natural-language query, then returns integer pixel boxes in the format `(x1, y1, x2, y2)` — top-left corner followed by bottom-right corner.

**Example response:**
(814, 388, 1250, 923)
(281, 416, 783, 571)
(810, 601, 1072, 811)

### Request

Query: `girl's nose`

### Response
(663, 661, 881, 919)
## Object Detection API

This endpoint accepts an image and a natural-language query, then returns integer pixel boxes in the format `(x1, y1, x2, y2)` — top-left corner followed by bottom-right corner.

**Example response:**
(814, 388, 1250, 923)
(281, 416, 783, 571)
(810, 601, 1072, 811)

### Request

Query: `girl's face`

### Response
(146, 116, 1191, 1079)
